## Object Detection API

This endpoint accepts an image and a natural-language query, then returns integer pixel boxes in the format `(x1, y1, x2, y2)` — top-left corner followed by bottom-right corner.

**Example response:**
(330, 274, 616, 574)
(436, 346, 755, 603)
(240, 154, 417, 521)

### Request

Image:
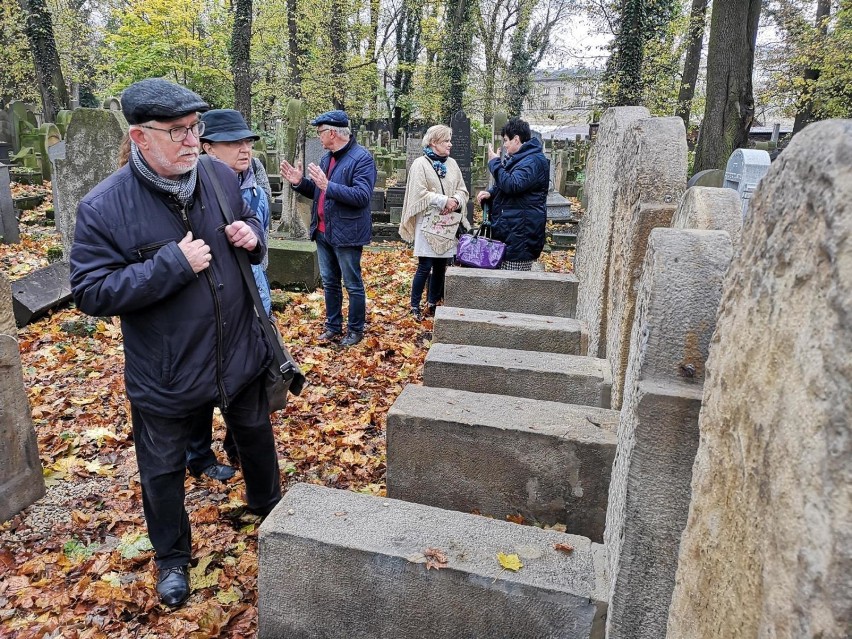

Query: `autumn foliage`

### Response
(0, 181, 573, 638)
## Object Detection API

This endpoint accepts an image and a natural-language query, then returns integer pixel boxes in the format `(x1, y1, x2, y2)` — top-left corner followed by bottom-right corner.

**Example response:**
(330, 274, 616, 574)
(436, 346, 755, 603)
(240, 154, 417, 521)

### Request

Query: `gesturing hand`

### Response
(486, 143, 500, 162)
(178, 231, 212, 273)
(476, 191, 491, 205)
(280, 160, 304, 185)
(225, 220, 258, 251)
(307, 163, 329, 191)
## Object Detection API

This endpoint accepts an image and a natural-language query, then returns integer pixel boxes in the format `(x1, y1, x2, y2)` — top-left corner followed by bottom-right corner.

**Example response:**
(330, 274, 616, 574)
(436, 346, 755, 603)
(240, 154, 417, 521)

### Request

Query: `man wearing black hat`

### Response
(280, 110, 376, 346)
(69, 78, 282, 609)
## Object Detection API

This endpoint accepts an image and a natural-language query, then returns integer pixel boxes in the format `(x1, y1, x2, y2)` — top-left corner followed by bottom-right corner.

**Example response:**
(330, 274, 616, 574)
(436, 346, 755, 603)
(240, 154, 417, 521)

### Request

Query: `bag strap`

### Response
(199, 156, 304, 393)
(479, 202, 493, 239)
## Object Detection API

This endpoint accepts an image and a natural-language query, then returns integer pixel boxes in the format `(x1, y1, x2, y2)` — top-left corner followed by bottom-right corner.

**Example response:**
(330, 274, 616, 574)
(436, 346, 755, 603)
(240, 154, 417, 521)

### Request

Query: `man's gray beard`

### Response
(147, 144, 198, 176)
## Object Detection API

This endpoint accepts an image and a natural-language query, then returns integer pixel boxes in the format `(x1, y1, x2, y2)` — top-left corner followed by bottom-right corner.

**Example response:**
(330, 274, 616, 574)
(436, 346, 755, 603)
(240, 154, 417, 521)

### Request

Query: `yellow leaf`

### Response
(215, 586, 241, 604)
(497, 552, 523, 571)
(69, 396, 97, 406)
(190, 555, 222, 590)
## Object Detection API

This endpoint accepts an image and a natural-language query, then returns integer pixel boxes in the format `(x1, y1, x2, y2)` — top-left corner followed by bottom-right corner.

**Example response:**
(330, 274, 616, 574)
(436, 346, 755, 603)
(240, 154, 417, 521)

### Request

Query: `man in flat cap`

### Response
(280, 110, 377, 346)
(69, 78, 282, 609)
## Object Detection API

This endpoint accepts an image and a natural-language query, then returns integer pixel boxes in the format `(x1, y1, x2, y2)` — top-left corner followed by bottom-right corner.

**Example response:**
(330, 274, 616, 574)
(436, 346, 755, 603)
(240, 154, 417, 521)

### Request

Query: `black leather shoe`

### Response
(341, 331, 364, 346)
(199, 463, 236, 482)
(157, 565, 190, 608)
(318, 329, 342, 342)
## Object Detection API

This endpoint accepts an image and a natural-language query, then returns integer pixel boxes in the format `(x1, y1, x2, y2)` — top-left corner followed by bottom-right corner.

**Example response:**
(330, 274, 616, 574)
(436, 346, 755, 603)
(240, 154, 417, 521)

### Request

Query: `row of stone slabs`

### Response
(257, 268, 617, 638)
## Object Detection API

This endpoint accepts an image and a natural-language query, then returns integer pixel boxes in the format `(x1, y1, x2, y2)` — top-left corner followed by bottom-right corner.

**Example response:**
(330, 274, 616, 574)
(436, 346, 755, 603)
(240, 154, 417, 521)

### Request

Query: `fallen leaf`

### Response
(554, 543, 574, 554)
(423, 547, 448, 570)
(497, 552, 523, 571)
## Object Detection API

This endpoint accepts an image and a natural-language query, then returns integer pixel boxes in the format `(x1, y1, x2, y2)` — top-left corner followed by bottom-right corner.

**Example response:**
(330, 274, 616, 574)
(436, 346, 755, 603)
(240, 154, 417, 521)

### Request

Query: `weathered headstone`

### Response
(102, 96, 121, 110)
(605, 116, 687, 410)
(450, 111, 473, 220)
(11, 261, 72, 326)
(670, 186, 742, 251)
(604, 228, 733, 639)
(406, 138, 422, 172)
(575, 107, 649, 359)
(666, 120, 852, 638)
(278, 99, 310, 239)
(385, 186, 405, 211)
(0, 163, 19, 244)
(491, 111, 508, 147)
(0, 271, 46, 522)
(304, 137, 324, 169)
(546, 147, 571, 220)
(686, 168, 724, 188)
(50, 109, 127, 255)
(722, 148, 771, 218)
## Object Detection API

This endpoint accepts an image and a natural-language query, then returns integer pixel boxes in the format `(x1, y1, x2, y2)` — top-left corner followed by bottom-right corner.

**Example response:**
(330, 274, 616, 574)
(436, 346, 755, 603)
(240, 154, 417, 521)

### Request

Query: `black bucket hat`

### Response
(200, 109, 260, 142)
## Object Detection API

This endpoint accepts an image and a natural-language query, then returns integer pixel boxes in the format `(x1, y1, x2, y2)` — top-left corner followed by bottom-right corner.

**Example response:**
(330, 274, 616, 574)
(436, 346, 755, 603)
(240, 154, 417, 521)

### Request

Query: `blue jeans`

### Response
(411, 257, 449, 309)
(316, 232, 366, 334)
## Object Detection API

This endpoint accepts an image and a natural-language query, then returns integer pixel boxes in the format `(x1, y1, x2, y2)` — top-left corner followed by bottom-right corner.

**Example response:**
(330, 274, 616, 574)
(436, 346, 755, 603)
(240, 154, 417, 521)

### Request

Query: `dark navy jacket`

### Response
(294, 137, 377, 247)
(487, 137, 549, 262)
(69, 158, 271, 417)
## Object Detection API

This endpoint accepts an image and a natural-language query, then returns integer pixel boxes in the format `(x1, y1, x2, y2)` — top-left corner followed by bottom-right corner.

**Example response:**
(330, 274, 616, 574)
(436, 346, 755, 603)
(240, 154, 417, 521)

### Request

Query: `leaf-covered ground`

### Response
(0, 182, 574, 638)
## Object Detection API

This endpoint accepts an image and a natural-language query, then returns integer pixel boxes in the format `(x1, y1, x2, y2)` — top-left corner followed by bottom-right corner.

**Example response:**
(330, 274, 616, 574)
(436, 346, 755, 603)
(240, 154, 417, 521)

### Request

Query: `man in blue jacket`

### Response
(69, 79, 281, 609)
(280, 110, 377, 346)
(476, 117, 549, 270)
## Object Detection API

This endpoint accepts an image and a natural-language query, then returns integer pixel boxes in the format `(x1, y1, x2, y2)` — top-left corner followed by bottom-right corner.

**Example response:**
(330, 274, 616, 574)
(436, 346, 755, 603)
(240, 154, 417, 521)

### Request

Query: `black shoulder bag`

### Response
(200, 156, 305, 412)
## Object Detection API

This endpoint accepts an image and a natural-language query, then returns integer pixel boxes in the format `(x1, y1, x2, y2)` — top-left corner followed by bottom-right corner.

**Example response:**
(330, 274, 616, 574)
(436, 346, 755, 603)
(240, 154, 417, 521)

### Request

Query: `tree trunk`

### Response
(287, 0, 302, 98)
(231, 0, 252, 121)
(329, 0, 347, 110)
(693, 0, 762, 173)
(441, 0, 474, 121)
(391, 0, 422, 131)
(792, 0, 831, 134)
(603, 0, 644, 106)
(676, 0, 709, 126)
(17, 0, 68, 122)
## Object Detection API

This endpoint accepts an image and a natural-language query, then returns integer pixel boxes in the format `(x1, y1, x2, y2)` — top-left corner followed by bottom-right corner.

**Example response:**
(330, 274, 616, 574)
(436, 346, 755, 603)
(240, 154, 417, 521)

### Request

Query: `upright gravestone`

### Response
(102, 97, 121, 111)
(491, 111, 508, 148)
(575, 107, 649, 359)
(722, 148, 770, 218)
(0, 163, 19, 244)
(50, 109, 127, 256)
(605, 116, 687, 410)
(406, 139, 422, 172)
(667, 120, 852, 638)
(450, 111, 473, 220)
(670, 186, 743, 251)
(304, 137, 324, 170)
(0, 271, 46, 522)
(278, 98, 310, 239)
(604, 228, 733, 639)
(545, 147, 571, 220)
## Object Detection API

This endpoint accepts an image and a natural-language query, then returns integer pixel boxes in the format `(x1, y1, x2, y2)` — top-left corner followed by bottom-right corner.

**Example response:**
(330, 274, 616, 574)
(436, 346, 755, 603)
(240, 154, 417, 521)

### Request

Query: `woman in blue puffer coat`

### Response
(476, 117, 549, 271)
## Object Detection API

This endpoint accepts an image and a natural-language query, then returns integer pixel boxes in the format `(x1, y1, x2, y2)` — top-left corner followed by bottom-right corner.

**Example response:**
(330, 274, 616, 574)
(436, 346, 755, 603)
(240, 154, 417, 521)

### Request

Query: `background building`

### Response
(522, 68, 602, 126)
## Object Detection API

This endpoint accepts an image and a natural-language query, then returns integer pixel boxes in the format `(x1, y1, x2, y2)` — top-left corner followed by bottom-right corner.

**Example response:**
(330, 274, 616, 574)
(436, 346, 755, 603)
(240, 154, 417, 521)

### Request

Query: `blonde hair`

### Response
(422, 125, 452, 148)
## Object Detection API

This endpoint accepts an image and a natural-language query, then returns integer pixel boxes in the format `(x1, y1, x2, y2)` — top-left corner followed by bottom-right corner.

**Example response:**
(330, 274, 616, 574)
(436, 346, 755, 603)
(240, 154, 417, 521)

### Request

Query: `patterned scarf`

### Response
(423, 146, 448, 178)
(130, 142, 197, 205)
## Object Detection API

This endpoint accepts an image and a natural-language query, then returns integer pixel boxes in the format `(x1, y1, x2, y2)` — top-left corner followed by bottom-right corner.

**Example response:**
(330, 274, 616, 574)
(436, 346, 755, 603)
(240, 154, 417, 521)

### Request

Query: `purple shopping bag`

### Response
(455, 230, 506, 269)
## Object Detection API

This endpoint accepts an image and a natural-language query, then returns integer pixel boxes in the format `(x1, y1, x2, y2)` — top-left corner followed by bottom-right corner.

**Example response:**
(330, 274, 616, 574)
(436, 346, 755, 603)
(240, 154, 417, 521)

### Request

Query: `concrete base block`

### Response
(445, 267, 578, 318)
(387, 384, 617, 540)
(433, 306, 588, 355)
(266, 238, 320, 291)
(258, 483, 608, 639)
(11, 261, 71, 326)
(424, 343, 611, 408)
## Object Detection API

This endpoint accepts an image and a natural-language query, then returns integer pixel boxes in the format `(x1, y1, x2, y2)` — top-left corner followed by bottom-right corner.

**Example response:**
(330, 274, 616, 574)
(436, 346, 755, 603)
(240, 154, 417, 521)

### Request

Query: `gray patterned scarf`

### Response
(130, 142, 197, 204)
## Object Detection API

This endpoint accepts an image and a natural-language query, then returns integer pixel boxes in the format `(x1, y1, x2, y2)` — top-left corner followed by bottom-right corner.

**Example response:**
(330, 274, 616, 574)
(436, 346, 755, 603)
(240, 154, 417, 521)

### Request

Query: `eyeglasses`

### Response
(221, 138, 255, 149)
(138, 121, 205, 142)
(317, 127, 332, 136)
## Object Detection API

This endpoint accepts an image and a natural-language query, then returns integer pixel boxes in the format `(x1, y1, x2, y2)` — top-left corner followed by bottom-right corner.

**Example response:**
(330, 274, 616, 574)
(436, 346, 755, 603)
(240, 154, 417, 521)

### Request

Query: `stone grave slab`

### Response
(603, 228, 733, 639)
(605, 116, 687, 410)
(1, 163, 19, 244)
(371, 211, 390, 223)
(670, 186, 742, 250)
(385, 186, 405, 211)
(686, 168, 724, 188)
(370, 189, 385, 212)
(722, 148, 771, 219)
(575, 107, 649, 359)
(387, 384, 617, 539)
(424, 343, 611, 408)
(11, 261, 72, 326)
(371, 223, 402, 243)
(667, 119, 852, 639)
(1, 272, 46, 522)
(50, 109, 127, 256)
(551, 230, 577, 249)
(444, 267, 578, 318)
(433, 306, 588, 355)
(258, 483, 608, 639)
(405, 139, 422, 171)
(451, 111, 474, 220)
(266, 238, 320, 291)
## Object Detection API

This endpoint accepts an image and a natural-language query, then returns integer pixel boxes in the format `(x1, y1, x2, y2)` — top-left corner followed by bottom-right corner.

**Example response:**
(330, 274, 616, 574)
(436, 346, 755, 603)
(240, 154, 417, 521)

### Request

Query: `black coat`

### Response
(69, 158, 271, 417)
(486, 137, 549, 262)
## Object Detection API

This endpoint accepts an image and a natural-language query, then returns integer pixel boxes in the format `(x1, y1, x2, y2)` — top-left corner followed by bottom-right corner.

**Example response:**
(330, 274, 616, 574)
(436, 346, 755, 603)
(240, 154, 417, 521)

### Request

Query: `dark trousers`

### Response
(131, 374, 281, 569)
(411, 256, 450, 309)
(315, 232, 366, 334)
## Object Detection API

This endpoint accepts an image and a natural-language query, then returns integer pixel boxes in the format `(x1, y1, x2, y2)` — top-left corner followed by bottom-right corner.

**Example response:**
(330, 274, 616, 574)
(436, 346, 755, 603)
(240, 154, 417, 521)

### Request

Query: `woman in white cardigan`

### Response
(399, 125, 470, 320)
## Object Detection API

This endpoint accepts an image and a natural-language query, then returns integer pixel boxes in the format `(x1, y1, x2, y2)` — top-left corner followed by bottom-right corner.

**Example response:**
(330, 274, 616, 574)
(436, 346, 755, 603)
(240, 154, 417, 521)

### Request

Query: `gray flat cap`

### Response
(121, 79, 209, 124)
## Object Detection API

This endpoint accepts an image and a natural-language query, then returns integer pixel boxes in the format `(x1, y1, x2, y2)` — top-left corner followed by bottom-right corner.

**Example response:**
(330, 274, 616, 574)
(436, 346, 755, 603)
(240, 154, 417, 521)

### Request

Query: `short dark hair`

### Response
(501, 117, 531, 143)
